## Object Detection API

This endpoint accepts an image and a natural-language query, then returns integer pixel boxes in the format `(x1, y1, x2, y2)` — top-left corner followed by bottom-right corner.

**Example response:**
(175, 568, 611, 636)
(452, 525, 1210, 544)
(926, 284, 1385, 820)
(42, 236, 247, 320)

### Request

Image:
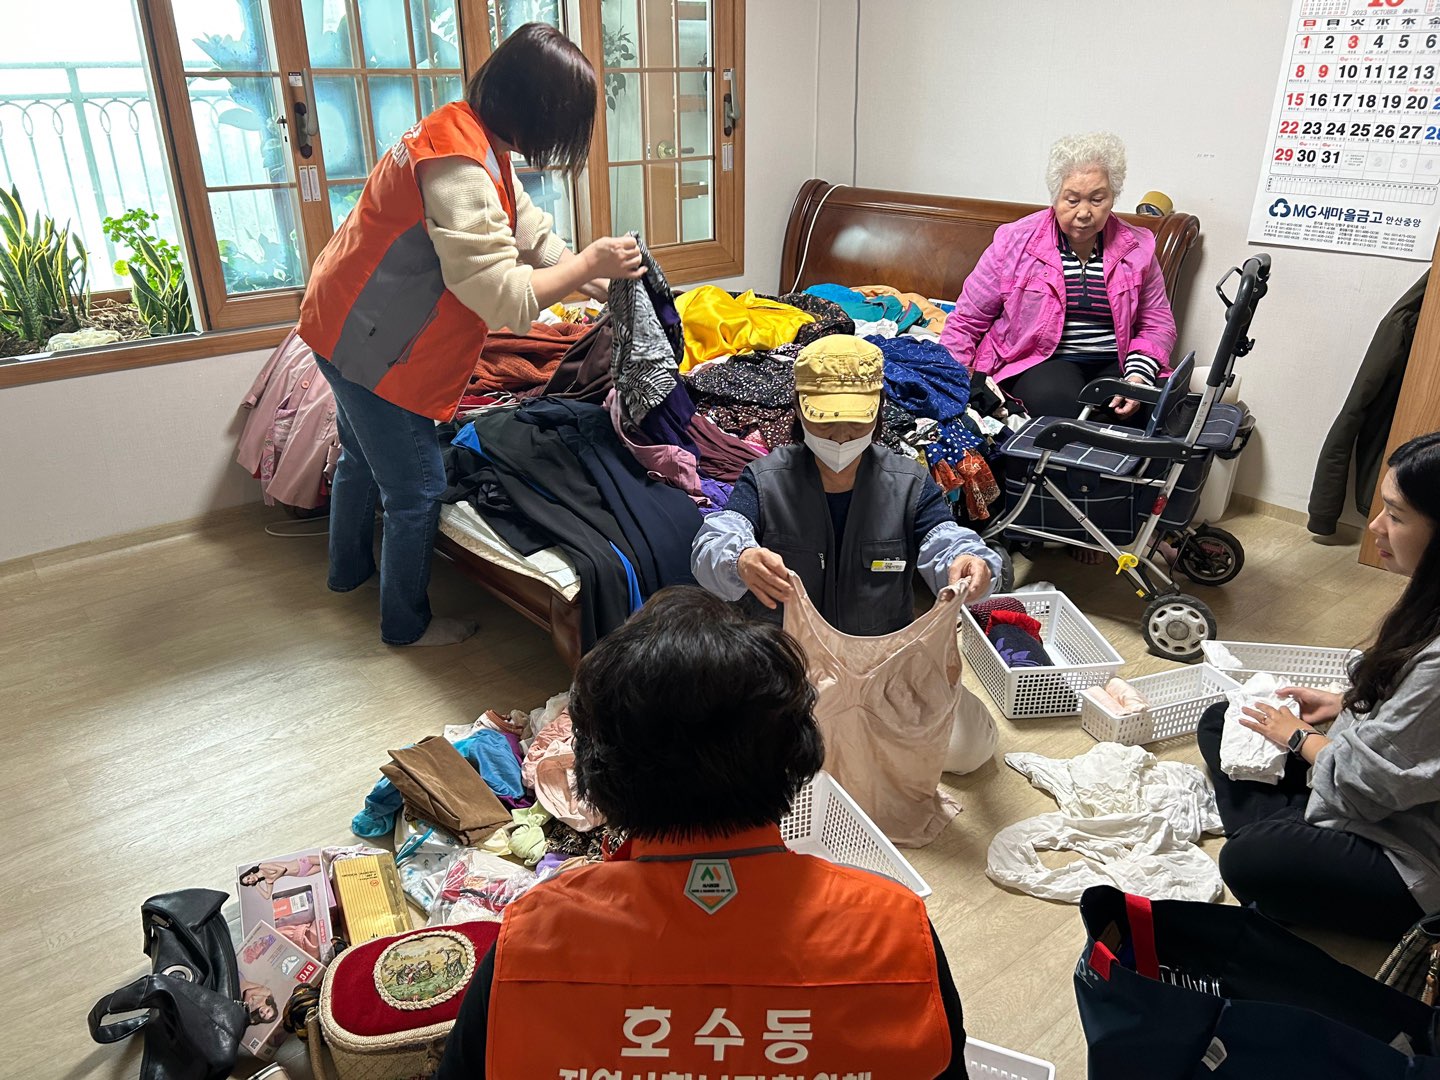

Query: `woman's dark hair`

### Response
(248, 992, 278, 1024)
(570, 587, 824, 839)
(240, 866, 261, 884)
(1346, 431, 1440, 714)
(466, 23, 596, 175)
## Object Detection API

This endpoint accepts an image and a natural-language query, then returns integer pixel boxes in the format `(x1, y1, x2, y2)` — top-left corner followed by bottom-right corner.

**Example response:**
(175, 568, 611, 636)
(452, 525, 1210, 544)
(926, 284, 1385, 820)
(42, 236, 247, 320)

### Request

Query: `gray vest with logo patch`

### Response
(744, 443, 925, 636)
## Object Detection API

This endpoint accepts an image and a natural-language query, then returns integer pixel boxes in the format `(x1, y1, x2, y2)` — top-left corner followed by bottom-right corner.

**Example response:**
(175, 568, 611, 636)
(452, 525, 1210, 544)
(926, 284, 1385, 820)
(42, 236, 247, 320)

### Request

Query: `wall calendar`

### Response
(1250, 0, 1440, 259)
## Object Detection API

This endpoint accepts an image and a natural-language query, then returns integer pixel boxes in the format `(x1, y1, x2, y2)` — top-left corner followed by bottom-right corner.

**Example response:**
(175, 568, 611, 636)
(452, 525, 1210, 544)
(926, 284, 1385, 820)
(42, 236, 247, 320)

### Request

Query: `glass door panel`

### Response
(601, 0, 714, 246)
(489, 1, 576, 247)
(171, 0, 307, 297)
(299, 0, 463, 242)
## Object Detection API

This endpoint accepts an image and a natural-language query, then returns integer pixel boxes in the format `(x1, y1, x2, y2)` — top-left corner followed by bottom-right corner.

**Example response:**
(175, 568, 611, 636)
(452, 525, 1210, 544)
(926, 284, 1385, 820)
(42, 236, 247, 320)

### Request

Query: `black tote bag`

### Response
(1074, 885, 1440, 1078)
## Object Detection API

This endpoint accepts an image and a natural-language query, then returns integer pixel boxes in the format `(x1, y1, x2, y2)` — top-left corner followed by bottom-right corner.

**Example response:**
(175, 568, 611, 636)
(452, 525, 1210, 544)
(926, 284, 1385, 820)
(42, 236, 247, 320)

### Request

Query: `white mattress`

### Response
(438, 502, 580, 601)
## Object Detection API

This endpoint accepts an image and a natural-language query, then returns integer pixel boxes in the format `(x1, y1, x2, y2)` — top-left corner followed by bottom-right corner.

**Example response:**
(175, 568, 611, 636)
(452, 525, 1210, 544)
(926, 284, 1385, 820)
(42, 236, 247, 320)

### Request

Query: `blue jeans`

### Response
(316, 357, 445, 645)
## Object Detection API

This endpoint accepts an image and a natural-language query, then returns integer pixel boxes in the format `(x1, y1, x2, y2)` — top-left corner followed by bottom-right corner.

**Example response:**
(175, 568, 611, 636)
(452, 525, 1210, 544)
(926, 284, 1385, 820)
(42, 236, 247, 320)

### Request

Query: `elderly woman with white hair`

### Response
(941, 132, 1177, 423)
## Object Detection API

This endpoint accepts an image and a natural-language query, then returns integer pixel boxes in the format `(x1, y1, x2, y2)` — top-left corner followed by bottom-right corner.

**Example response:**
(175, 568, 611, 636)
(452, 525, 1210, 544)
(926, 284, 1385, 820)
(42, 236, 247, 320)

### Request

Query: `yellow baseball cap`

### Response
(794, 335, 884, 424)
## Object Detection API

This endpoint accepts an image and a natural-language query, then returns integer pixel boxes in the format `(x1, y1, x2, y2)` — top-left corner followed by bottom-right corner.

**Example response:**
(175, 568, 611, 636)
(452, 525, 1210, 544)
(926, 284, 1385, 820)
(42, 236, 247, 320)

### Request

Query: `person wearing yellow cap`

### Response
(691, 335, 1000, 635)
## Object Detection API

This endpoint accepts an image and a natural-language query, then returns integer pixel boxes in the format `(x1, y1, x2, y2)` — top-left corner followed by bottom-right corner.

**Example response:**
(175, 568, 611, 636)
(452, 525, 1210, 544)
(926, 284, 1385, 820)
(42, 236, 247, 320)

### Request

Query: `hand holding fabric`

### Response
(947, 554, 992, 602)
(1278, 686, 1344, 727)
(737, 546, 792, 608)
(1239, 699, 1313, 750)
(583, 235, 644, 280)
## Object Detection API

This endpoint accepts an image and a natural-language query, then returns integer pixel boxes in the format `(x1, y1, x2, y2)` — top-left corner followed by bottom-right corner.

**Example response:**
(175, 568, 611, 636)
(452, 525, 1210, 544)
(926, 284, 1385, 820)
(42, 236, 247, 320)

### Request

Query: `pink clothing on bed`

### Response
(606, 389, 709, 505)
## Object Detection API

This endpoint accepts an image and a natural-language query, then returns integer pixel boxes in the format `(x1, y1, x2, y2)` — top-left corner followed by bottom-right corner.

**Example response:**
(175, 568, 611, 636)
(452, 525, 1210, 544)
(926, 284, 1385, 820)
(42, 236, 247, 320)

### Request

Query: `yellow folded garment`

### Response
(674, 286, 814, 372)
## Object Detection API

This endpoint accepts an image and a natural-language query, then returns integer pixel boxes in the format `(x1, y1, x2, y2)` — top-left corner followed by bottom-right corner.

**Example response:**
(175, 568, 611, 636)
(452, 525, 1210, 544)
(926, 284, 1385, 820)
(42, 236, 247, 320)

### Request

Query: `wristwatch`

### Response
(1287, 727, 1316, 755)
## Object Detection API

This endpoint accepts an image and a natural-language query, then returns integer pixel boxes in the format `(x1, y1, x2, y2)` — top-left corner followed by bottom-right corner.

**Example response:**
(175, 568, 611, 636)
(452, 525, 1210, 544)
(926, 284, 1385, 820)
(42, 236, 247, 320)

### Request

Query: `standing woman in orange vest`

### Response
(435, 587, 968, 1079)
(297, 24, 643, 646)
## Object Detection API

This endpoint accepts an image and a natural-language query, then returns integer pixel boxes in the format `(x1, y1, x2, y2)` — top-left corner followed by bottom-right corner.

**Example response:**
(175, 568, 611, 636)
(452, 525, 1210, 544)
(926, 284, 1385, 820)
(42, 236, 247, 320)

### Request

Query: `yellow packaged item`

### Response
(333, 854, 410, 945)
(673, 286, 814, 372)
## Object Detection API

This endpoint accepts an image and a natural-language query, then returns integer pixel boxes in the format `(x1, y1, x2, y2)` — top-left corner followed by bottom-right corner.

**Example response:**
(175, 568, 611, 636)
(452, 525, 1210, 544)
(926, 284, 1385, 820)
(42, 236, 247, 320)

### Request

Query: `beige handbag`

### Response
(290, 921, 499, 1080)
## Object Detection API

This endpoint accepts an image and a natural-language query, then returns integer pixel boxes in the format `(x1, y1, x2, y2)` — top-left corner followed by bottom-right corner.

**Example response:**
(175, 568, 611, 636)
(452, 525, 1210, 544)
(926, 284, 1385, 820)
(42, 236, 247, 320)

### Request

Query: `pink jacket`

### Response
(940, 209, 1177, 386)
(236, 329, 341, 509)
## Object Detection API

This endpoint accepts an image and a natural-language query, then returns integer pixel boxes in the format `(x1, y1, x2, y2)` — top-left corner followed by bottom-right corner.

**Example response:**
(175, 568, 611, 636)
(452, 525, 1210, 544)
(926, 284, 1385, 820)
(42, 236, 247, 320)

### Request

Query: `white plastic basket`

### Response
(961, 589, 1124, 719)
(779, 770, 930, 898)
(1080, 663, 1242, 745)
(1201, 639, 1360, 691)
(964, 1037, 1056, 1080)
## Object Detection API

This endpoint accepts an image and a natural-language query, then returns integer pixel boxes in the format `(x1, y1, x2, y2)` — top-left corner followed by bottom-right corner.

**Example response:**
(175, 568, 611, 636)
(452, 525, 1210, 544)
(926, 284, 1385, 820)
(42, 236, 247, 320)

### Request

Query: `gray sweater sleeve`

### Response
(1308, 641, 1440, 823)
(690, 511, 757, 601)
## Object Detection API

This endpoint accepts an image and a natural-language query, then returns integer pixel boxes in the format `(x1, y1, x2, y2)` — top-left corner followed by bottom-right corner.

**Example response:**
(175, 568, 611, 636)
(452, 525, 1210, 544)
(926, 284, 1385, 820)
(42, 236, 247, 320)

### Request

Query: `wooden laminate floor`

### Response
(0, 504, 1404, 1079)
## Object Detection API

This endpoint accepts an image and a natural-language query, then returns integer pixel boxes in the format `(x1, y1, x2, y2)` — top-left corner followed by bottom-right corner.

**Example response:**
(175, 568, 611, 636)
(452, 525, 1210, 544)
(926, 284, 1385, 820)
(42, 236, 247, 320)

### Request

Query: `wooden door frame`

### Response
(1359, 230, 1440, 566)
(579, 0, 743, 283)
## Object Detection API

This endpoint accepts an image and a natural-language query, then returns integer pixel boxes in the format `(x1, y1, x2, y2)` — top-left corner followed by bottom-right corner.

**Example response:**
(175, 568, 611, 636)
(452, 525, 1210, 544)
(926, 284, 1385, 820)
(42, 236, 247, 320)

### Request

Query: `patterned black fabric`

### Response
(609, 235, 684, 423)
(682, 350, 796, 408)
(693, 399, 796, 452)
(880, 399, 917, 453)
(775, 291, 855, 345)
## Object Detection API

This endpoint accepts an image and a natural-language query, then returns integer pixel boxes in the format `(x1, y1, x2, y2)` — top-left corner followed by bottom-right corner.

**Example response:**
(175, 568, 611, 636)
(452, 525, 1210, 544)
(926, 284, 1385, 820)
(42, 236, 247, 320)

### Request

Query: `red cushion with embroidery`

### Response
(324, 920, 500, 1037)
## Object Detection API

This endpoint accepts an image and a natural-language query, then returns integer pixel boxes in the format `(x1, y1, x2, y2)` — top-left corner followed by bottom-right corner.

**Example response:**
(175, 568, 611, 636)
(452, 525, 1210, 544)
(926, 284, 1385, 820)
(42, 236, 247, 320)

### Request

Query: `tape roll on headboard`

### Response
(1136, 190, 1174, 216)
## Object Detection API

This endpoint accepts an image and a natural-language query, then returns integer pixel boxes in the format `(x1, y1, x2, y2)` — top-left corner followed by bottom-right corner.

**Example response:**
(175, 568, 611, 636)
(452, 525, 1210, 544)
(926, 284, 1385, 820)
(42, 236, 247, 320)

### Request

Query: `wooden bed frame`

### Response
(436, 179, 1203, 671)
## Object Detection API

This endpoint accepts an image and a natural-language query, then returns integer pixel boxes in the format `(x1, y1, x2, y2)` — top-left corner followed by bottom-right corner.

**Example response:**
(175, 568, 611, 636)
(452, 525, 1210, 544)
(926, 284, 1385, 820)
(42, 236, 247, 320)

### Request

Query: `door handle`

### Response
(722, 67, 740, 136)
(292, 100, 314, 159)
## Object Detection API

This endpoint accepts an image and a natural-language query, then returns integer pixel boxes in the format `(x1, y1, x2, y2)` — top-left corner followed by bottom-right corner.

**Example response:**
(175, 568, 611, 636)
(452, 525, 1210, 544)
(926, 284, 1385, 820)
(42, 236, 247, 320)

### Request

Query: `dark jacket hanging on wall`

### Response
(1307, 272, 1428, 535)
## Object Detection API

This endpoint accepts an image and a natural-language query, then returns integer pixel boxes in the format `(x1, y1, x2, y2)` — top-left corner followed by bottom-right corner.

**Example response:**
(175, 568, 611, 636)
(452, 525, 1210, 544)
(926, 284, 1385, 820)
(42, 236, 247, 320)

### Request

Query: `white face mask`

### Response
(803, 429, 872, 472)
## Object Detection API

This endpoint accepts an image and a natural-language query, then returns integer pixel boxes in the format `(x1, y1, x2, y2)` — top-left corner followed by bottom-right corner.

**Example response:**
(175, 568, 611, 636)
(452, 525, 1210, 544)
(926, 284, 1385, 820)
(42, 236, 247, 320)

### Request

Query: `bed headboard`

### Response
(778, 179, 1202, 304)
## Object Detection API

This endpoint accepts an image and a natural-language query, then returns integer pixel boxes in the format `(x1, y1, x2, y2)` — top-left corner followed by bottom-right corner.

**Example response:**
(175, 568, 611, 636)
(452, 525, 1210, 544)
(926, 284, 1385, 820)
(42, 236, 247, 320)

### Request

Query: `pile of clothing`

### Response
(443, 263, 1035, 644)
(969, 596, 1055, 668)
(355, 692, 622, 926)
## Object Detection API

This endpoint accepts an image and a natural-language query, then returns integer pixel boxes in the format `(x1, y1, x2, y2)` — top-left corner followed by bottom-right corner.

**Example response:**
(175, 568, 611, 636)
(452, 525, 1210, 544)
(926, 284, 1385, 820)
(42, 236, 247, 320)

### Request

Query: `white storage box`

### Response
(964, 1037, 1056, 1079)
(780, 770, 930, 898)
(1201, 639, 1359, 690)
(961, 590, 1124, 719)
(1080, 664, 1242, 745)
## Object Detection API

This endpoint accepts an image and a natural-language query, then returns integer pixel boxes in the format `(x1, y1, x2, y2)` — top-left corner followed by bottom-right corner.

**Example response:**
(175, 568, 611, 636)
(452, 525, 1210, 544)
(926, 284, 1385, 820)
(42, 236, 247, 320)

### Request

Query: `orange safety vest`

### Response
(296, 101, 517, 421)
(487, 824, 953, 1078)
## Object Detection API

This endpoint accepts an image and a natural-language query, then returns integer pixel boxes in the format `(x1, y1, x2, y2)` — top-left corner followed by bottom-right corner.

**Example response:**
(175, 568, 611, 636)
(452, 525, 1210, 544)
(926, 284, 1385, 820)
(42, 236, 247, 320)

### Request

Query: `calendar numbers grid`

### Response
(1251, 0, 1440, 258)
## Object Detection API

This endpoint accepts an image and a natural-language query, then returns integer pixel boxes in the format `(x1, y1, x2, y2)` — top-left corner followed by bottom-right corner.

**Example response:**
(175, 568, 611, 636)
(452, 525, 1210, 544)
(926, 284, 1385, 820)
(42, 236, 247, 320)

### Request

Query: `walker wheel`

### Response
(1141, 593, 1217, 662)
(1177, 525, 1245, 587)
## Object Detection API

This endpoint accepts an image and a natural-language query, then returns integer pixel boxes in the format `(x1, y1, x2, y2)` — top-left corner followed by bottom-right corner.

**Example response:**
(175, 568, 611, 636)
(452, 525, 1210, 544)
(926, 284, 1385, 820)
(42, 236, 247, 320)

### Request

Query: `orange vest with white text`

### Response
(486, 824, 954, 1078)
(296, 101, 516, 421)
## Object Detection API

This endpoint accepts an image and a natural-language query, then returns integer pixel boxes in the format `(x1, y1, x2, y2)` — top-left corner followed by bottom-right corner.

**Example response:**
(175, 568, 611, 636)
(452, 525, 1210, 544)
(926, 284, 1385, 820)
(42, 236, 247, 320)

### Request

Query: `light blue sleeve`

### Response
(917, 522, 1002, 598)
(690, 510, 757, 601)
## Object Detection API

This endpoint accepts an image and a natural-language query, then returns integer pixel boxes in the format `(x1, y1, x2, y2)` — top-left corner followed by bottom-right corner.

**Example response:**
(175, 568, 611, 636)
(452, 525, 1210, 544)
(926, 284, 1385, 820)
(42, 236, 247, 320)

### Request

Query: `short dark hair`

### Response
(571, 587, 824, 839)
(466, 23, 596, 175)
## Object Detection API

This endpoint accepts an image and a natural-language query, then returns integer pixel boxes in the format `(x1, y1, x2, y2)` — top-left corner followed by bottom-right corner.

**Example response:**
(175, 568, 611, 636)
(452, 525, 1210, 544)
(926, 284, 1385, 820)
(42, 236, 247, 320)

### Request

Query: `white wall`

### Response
(712, 0, 826, 293)
(0, 3, 828, 563)
(0, 351, 268, 562)
(821, 0, 1423, 517)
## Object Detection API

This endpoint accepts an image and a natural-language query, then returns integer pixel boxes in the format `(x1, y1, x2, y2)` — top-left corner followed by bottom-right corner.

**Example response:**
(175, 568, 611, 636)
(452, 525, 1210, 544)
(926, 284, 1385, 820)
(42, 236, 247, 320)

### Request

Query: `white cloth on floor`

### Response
(986, 742, 1224, 903)
(1220, 672, 1297, 785)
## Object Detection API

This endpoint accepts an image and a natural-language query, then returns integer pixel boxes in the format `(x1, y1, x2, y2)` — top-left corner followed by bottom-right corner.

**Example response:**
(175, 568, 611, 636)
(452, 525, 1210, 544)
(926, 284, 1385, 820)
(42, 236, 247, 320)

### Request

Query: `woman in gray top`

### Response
(1197, 430, 1440, 939)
